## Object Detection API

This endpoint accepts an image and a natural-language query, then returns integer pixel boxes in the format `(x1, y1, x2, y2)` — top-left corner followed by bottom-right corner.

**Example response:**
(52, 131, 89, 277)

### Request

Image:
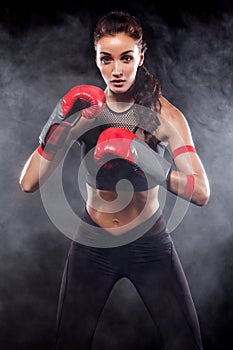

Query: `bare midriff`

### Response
(86, 183, 160, 235)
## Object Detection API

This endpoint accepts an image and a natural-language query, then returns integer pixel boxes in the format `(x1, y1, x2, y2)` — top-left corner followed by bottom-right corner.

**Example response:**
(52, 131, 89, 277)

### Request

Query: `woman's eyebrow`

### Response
(100, 50, 134, 56)
(100, 51, 111, 55)
(120, 50, 134, 56)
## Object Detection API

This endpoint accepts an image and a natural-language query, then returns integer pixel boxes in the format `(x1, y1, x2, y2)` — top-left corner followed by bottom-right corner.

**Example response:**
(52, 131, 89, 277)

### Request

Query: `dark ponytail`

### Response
(134, 65, 161, 112)
(133, 65, 161, 146)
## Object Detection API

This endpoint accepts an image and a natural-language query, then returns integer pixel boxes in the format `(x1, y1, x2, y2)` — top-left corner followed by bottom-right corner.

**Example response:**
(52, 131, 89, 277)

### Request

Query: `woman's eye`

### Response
(100, 56, 133, 64)
(100, 57, 111, 64)
(122, 56, 133, 62)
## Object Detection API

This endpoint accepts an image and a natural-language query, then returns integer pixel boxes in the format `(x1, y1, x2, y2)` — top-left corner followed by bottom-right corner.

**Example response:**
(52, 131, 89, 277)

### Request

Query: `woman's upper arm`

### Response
(156, 97, 210, 205)
(158, 97, 206, 176)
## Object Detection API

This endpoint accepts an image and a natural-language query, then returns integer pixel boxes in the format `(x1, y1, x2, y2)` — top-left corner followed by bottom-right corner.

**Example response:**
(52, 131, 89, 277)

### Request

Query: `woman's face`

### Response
(95, 33, 144, 94)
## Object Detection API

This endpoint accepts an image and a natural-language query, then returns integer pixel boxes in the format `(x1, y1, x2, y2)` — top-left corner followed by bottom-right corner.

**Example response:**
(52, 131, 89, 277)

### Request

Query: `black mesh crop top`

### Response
(78, 104, 165, 192)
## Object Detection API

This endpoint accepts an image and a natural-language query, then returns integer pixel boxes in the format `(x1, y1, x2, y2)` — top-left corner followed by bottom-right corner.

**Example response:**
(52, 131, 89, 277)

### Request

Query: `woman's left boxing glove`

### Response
(94, 127, 171, 186)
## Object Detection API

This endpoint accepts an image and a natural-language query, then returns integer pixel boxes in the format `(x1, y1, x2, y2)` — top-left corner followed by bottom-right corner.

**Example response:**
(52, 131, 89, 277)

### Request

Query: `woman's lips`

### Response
(111, 80, 125, 87)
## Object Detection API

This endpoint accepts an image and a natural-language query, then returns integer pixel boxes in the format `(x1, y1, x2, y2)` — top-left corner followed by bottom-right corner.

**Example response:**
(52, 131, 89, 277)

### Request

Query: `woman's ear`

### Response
(95, 55, 101, 70)
(138, 52, 145, 67)
(95, 56, 99, 68)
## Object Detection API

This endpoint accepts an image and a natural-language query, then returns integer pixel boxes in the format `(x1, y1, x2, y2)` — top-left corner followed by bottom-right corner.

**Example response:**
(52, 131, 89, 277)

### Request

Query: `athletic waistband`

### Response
(72, 207, 167, 248)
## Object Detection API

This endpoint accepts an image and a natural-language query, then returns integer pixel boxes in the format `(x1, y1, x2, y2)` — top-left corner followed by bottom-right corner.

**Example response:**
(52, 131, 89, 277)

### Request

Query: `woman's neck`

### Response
(105, 87, 135, 112)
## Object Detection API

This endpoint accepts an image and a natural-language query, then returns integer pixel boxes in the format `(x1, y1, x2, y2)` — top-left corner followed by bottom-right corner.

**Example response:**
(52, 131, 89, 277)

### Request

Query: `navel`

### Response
(112, 218, 120, 226)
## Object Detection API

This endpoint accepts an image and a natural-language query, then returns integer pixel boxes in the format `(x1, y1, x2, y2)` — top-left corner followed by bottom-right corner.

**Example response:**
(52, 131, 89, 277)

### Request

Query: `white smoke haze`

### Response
(0, 7, 233, 349)
(143, 12, 233, 346)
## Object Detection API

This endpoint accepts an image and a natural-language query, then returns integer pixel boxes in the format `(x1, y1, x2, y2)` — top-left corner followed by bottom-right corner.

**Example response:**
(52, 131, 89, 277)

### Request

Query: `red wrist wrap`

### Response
(183, 174, 195, 198)
(172, 145, 196, 159)
(37, 145, 54, 161)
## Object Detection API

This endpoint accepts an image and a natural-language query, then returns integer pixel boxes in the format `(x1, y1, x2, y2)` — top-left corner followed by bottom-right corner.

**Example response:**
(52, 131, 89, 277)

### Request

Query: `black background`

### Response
(1, 1, 233, 349)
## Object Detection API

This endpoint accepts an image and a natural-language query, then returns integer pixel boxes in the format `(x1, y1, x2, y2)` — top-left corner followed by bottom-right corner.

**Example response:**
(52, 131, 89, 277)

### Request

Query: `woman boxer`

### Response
(20, 11, 210, 350)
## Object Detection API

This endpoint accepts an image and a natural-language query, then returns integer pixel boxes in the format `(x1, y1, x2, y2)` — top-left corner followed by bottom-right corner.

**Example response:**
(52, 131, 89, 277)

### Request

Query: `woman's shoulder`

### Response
(159, 95, 185, 121)
(155, 95, 189, 141)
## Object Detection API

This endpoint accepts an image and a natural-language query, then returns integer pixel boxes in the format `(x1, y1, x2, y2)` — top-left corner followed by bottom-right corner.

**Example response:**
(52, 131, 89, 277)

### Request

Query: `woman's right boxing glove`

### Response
(37, 85, 106, 160)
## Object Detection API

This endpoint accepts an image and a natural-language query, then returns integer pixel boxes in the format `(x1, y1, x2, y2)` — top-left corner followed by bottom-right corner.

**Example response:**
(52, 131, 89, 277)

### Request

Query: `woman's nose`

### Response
(112, 61, 123, 76)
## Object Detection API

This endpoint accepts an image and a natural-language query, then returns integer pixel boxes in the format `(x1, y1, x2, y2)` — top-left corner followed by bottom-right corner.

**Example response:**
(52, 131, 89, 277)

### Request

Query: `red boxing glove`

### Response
(94, 127, 172, 186)
(94, 127, 138, 165)
(61, 85, 106, 120)
(38, 85, 106, 160)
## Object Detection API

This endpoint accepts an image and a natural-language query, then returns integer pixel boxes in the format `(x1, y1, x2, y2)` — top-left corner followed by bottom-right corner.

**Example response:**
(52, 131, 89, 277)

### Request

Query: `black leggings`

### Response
(55, 209, 203, 350)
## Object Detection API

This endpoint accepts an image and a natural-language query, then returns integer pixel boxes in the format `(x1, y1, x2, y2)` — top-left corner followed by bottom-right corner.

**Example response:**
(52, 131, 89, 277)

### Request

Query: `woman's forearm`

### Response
(168, 170, 210, 206)
(19, 137, 72, 193)
(20, 149, 57, 192)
